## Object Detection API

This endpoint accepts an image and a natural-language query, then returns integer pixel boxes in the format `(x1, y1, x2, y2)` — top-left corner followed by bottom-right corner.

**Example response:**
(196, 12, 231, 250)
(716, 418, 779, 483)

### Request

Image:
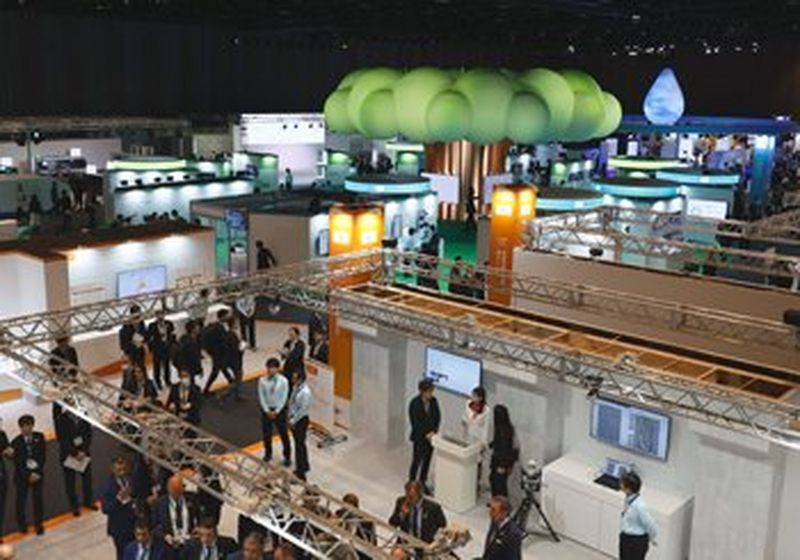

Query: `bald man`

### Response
(154, 475, 198, 560)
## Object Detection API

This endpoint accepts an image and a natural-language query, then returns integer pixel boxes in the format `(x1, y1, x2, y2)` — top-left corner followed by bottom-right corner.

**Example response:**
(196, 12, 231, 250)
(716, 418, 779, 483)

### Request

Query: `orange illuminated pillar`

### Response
(328, 204, 384, 427)
(488, 184, 537, 304)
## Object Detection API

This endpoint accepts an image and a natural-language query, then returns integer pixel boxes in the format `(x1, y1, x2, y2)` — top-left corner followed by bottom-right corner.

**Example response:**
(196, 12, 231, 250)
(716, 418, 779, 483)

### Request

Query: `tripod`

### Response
(513, 487, 560, 543)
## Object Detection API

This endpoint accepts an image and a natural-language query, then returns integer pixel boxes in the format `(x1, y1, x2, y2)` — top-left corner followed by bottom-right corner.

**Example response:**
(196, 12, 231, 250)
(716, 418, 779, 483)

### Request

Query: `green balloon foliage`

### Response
(359, 89, 398, 138)
(393, 67, 453, 142)
(347, 67, 403, 133)
(323, 89, 355, 133)
(454, 69, 516, 144)
(322, 66, 621, 143)
(426, 90, 472, 142)
(594, 92, 623, 138)
(507, 92, 550, 144)
(517, 68, 574, 139)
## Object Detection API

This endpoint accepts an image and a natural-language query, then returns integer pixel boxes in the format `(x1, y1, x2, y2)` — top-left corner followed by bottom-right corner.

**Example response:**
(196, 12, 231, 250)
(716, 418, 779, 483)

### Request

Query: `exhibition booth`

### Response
(190, 175, 437, 275)
(107, 155, 280, 223)
(0, 221, 214, 366)
(0, 174, 73, 218)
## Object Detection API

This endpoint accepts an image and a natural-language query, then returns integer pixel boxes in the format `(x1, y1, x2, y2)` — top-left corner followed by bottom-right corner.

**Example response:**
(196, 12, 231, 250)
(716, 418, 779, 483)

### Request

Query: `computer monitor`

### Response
(590, 398, 671, 461)
(424, 347, 482, 397)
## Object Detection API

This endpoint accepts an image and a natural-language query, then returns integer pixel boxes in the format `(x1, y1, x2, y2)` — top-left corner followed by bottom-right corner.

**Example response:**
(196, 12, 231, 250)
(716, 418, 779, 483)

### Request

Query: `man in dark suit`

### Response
(178, 517, 237, 560)
(308, 330, 329, 364)
(174, 321, 204, 381)
(201, 309, 235, 395)
(53, 404, 95, 516)
(0, 424, 12, 540)
(166, 370, 202, 426)
(102, 456, 138, 560)
(49, 336, 80, 380)
(482, 496, 523, 560)
(154, 475, 199, 560)
(11, 415, 46, 535)
(119, 305, 147, 366)
(123, 520, 167, 560)
(280, 327, 306, 379)
(227, 532, 269, 560)
(388, 480, 447, 544)
(147, 310, 176, 390)
(407, 379, 440, 490)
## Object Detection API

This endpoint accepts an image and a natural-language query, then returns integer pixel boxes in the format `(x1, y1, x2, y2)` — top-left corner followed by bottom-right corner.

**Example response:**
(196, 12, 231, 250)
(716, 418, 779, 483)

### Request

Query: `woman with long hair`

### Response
(489, 404, 519, 497)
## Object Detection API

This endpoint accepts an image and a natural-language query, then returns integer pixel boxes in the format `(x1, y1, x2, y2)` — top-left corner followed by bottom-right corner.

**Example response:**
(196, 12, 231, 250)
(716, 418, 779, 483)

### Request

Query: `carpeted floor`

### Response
(0, 377, 266, 538)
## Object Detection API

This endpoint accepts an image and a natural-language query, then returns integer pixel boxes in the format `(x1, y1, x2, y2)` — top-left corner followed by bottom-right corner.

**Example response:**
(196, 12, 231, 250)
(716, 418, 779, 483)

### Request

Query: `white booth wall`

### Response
(0, 138, 122, 171)
(248, 213, 330, 271)
(65, 229, 216, 306)
(114, 180, 255, 223)
(350, 329, 799, 560)
(0, 253, 65, 320)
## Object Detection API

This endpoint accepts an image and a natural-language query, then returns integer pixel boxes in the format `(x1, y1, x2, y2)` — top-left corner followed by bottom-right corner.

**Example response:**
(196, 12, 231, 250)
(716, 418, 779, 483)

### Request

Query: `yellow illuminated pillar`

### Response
(328, 204, 384, 426)
(488, 184, 537, 304)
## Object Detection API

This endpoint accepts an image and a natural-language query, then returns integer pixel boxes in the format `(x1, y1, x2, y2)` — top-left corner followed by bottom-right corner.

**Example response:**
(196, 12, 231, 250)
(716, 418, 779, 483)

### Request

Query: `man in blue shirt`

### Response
(258, 358, 291, 466)
(288, 370, 312, 480)
(619, 471, 657, 560)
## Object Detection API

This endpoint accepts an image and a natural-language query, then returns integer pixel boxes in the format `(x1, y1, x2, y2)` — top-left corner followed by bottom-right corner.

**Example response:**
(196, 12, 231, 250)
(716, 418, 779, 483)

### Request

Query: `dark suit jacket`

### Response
(122, 539, 167, 560)
(200, 322, 228, 361)
(388, 496, 447, 544)
(408, 395, 441, 443)
(166, 383, 202, 425)
(179, 536, 238, 560)
(226, 553, 270, 560)
(102, 475, 137, 539)
(309, 340, 329, 364)
(175, 334, 203, 376)
(132, 455, 168, 513)
(119, 321, 146, 356)
(0, 430, 9, 486)
(154, 494, 199, 541)
(482, 518, 523, 560)
(54, 408, 93, 461)
(120, 376, 159, 409)
(282, 339, 306, 376)
(147, 320, 176, 355)
(10, 432, 46, 484)
(49, 344, 79, 377)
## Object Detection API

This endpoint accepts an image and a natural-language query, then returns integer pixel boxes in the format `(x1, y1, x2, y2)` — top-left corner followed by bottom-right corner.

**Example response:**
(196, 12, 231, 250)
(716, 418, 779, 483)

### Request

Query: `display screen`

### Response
(590, 398, 671, 461)
(117, 265, 168, 298)
(425, 347, 482, 397)
(686, 198, 728, 220)
(483, 173, 514, 204)
(421, 173, 460, 204)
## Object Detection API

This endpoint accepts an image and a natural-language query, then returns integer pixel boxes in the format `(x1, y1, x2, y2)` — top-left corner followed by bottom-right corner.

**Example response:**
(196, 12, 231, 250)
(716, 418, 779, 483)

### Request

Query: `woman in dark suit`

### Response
(489, 405, 519, 497)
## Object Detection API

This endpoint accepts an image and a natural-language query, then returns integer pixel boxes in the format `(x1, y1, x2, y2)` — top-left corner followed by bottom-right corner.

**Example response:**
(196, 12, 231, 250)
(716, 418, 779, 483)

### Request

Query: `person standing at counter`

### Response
(462, 386, 490, 487)
(619, 471, 657, 560)
(407, 379, 440, 493)
(489, 405, 519, 498)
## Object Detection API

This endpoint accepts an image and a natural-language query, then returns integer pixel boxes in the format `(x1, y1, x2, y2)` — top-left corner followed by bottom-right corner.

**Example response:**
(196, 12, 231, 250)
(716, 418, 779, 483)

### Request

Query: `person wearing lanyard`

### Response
(288, 370, 312, 481)
(122, 521, 166, 560)
(619, 471, 657, 560)
(388, 480, 447, 544)
(154, 475, 197, 560)
(10, 415, 45, 536)
(482, 496, 523, 560)
(102, 456, 137, 560)
(166, 370, 202, 426)
(180, 517, 238, 560)
(258, 358, 291, 466)
(53, 403, 95, 516)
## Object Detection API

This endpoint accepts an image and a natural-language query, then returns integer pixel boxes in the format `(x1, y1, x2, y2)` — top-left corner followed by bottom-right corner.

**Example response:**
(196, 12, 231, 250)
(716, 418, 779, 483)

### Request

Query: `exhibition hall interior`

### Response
(0, 1, 799, 559)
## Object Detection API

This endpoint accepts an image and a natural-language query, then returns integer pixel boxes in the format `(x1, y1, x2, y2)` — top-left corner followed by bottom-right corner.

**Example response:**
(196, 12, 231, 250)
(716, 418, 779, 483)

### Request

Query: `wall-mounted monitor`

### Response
(421, 172, 460, 204)
(590, 397, 671, 461)
(117, 265, 168, 298)
(425, 347, 482, 397)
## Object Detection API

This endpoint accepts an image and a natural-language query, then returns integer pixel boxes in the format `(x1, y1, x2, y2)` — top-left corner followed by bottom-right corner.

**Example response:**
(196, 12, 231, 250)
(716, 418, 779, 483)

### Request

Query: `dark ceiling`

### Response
(4, 0, 799, 54)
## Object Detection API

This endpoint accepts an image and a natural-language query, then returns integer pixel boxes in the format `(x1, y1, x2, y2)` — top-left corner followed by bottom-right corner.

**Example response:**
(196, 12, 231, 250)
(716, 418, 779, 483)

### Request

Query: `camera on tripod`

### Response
(520, 460, 542, 494)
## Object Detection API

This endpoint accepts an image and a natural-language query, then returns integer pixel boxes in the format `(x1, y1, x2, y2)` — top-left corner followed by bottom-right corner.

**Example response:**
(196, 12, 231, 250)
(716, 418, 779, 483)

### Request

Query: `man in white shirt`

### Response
(288, 371, 312, 480)
(235, 295, 257, 349)
(258, 358, 291, 466)
(619, 471, 657, 560)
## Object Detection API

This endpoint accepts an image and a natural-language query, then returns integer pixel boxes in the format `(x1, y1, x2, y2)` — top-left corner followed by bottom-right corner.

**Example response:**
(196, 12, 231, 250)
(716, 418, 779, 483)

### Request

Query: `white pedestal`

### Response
(431, 435, 483, 513)
(542, 455, 693, 560)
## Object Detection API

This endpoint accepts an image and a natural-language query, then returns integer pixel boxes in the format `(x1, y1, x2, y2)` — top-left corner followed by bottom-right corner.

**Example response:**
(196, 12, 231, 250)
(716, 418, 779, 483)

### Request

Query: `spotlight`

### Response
(31, 130, 43, 144)
(267, 298, 281, 316)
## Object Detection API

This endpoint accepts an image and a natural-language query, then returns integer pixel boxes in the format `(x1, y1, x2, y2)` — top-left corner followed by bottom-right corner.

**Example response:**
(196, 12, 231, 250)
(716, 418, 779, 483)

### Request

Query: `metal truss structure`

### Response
(330, 288, 800, 451)
(528, 207, 800, 282)
(2, 244, 799, 558)
(0, 333, 463, 560)
(390, 253, 799, 355)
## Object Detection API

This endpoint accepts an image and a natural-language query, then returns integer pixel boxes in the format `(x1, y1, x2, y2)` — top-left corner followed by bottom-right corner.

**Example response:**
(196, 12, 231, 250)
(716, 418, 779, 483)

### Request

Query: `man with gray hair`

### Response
(482, 496, 523, 560)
